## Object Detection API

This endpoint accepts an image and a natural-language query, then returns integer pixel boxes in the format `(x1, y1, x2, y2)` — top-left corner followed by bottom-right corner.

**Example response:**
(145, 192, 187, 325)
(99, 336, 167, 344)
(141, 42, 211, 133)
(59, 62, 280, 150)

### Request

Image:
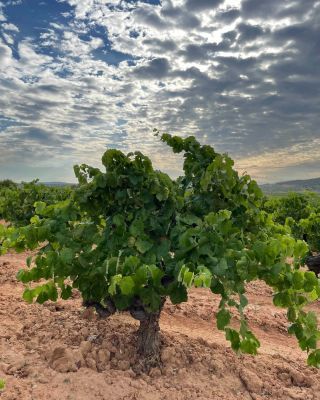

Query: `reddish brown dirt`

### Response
(1, 251, 320, 400)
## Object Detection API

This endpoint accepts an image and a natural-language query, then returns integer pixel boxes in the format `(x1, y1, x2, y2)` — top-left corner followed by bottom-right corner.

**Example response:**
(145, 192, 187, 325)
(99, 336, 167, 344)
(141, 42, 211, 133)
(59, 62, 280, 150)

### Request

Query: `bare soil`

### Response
(1, 250, 320, 400)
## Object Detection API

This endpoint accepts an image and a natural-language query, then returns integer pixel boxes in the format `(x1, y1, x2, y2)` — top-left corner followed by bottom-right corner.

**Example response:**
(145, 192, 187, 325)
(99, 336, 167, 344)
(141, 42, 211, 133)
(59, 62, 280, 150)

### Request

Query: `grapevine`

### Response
(1, 133, 320, 370)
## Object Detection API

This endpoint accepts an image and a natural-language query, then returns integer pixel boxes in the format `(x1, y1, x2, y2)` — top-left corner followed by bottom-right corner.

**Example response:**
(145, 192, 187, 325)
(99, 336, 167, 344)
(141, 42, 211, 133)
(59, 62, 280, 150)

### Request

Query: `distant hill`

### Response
(44, 179, 320, 193)
(42, 182, 76, 187)
(260, 177, 320, 195)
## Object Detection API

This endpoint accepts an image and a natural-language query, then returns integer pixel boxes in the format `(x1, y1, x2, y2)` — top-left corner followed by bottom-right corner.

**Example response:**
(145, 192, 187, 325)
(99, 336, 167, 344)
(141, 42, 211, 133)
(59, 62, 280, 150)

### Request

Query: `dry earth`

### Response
(1, 250, 320, 400)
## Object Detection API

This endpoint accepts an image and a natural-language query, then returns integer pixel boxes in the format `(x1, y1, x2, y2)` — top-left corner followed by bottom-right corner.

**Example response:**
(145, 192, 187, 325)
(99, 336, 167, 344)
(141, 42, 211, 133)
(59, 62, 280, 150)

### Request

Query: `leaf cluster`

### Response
(263, 192, 320, 253)
(0, 180, 73, 226)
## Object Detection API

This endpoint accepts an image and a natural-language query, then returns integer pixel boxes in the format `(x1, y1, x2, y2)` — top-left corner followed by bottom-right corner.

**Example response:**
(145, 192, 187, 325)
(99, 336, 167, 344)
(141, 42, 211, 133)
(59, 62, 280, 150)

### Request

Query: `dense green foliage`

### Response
(0, 179, 17, 190)
(1, 134, 320, 366)
(0, 180, 73, 227)
(299, 213, 320, 254)
(264, 192, 320, 253)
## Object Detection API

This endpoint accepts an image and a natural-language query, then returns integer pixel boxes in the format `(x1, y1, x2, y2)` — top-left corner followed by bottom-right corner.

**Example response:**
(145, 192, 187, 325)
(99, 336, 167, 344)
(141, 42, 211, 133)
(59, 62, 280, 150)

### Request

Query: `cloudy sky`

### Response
(0, 0, 319, 183)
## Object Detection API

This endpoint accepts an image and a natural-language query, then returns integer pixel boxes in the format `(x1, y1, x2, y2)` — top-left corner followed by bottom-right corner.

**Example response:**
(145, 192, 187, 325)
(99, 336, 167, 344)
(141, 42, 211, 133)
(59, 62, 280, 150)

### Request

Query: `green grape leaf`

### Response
(169, 283, 188, 304)
(213, 258, 228, 276)
(60, 248, 74, 264)
(216, 309, 231, 330)
(22, 288, 34, 304)
(240, 337, 260, 355)
(119, 276, 135, 296)
(61, 285, 73, 300)
(307, 349, 320, 368)
(140, 287, 162, 312)
(135, 239, 153, 254)
(226, 328, 241, 351)
(273, 291, 291, 307)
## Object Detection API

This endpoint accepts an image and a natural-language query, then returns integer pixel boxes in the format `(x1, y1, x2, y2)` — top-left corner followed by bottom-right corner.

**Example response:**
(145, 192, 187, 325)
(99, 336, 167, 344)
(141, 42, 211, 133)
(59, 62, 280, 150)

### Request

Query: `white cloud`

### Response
(2, 22, 19, 31)
(0, 40, 13, 67)
(0, 3, 6, 21)
(0, 0, 320, 182)
(236, 138, 320, 183)
(2, 32, 14, 45)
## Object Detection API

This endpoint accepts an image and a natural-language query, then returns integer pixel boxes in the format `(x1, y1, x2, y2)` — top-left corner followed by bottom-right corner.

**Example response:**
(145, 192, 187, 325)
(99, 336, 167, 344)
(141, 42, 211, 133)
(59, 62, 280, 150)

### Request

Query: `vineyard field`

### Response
(1, 0, 319, 397)
(1, 135, 320, 400)
(1, 245, 320, 400)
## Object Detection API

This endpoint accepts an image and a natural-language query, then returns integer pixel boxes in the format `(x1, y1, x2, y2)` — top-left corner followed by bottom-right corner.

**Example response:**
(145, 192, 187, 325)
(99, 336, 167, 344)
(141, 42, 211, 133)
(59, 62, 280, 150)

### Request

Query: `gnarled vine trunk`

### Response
(137, 310, 161, 360)
(132, 298, 166, 372)
(85, 297, 165, 372)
